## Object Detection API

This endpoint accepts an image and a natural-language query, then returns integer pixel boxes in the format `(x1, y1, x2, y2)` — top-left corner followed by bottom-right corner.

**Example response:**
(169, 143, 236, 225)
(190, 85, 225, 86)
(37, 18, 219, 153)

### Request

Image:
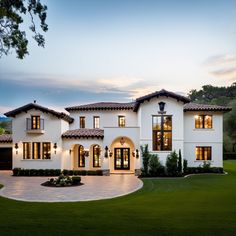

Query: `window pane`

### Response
(163, 132, 172, 150)
(153, 131, 162, 151)
(23, 142, 31, 159)
(196, 146, 211, 160)
(32, 116, 40, 129)
(93, 145, 101, 167)
(153, 116, 161, 130)
(163, 116, 172, 130)
(80, 117, 85, 128)
(43, 143, 51, 159)
(118, 116, 125, 127)
(204, 115, 212, 129)
(78, 146, 85, 167)
(33, 142, 40, 159)
(94, 117, 100, 129)
(195, 115, 203, 129)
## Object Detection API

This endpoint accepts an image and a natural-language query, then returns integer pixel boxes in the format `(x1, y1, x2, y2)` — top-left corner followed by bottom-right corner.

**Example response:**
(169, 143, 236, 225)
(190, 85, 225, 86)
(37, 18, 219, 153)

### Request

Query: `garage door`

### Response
(0, 148, 12, 170)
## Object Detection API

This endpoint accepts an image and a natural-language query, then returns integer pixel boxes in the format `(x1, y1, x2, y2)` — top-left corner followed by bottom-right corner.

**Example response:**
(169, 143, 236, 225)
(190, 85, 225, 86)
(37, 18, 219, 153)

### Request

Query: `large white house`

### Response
(0, 89, 231, 174)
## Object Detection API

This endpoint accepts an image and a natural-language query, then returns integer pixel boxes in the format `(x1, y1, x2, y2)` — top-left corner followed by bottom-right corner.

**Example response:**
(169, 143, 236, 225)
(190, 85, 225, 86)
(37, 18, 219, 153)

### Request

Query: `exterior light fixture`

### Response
(69, 149, 73, 154)
(104, 146, 108, 158)
(84, 150, 89, 157)
(132, 151, 135, 157)
(53, 143, 57, 154)
(120, 137, 125, 145)
(15, 143, 19, 154)
(109, 150, 113, 157)
(136, 149, 139, 158)
(158, 102, 165, 112)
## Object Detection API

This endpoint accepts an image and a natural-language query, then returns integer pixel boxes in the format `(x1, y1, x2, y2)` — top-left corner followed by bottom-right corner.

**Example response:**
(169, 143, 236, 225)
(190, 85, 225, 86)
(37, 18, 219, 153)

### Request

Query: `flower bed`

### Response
(41, 174, 83, 187)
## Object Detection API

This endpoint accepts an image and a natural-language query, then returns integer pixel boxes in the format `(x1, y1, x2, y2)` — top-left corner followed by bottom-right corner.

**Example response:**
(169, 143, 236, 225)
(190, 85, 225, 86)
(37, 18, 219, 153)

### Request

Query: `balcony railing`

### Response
(26, 118, 44, 133)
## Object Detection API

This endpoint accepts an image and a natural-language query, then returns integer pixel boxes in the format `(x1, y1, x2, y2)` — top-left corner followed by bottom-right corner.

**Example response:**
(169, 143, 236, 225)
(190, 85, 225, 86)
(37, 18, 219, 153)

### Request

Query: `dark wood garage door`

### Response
(0, 148, 12, 170)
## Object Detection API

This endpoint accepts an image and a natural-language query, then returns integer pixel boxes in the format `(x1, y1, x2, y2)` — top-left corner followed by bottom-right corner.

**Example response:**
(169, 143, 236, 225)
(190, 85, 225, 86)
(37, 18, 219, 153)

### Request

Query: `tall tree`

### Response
(0, 0, 48, 59)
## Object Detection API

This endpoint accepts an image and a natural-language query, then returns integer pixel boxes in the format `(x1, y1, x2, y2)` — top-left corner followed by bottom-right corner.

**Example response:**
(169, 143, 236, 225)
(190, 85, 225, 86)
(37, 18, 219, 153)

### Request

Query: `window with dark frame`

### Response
(195, 115, 212, 129)
(31, 116, 40, 129)
(42, 142, 51, 159)
(118, 116, 125, 127)
(196, 146, 212, 160)
(80, 117, 85, 128)
(93, 116, 100, 129)
(23, 142, 31, 159)
(93, 145, 101, 167)
(78, 145, 85, 167)
(32, 142, 41, 159)
(153, 115, 172, 151)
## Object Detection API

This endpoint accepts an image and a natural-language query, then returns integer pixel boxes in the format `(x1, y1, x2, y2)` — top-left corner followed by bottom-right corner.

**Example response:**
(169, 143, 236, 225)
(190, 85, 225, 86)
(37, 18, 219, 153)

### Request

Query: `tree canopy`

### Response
(0, 0, 48, 59)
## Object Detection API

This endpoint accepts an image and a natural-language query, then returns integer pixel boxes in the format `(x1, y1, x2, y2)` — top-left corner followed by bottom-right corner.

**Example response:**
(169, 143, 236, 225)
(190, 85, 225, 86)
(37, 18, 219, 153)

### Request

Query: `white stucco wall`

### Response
(69, 110, 138, 130)
(138, 97, 185, 165)
(11, 109, 70, 169)
(184, 112, 223, 167)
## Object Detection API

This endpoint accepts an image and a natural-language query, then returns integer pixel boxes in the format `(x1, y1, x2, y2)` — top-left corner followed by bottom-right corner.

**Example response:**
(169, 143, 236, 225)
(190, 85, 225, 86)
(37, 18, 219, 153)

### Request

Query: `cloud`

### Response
(204, 53, 236, 82)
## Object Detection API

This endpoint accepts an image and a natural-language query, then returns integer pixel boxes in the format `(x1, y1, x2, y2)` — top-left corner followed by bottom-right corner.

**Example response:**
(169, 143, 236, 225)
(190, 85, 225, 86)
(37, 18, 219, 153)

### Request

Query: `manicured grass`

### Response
(0, 161, 236, 236)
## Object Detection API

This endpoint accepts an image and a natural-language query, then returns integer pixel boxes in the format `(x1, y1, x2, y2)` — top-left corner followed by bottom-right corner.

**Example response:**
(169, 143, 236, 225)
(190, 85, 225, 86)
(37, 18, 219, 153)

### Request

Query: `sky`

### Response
(0, 0, 236, 114)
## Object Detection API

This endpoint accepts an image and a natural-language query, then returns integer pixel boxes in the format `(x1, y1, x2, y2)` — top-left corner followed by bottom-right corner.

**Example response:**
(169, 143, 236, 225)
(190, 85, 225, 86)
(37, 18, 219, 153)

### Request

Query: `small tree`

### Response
(178, 149, 182, 174)
(148, 154, 165, 177)
(140, 144, 150, 176)
(183, 159, 188, 174)
(166, 150, 178, 176)
(0, 127, 5, 135)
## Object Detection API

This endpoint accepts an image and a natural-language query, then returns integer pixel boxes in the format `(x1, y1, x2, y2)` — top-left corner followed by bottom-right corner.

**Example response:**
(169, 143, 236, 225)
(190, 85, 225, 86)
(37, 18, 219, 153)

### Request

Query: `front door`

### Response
(114, 148, 130, 170)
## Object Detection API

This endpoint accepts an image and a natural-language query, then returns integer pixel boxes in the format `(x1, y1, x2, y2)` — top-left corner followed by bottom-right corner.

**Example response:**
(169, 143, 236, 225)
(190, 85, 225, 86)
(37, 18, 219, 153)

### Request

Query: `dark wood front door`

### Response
(114, 148, 130, 170)
(0, 148, 12, 170)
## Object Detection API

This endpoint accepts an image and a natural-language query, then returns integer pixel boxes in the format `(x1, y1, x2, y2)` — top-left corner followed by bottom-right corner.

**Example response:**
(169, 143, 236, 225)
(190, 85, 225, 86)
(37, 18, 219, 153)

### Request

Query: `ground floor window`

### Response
(23, 142, 31, 159)
(32, 142, 41, 159)
(196, 146, 212, 160)
(78, 145, 85, 167)
(93, 145, 101, 167)
(43, 142, 51, 159)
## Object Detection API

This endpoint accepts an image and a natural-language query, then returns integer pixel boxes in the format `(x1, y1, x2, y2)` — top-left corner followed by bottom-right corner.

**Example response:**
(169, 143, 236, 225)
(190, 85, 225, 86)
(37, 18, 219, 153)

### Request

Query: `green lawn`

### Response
(0, 161, 236, 236)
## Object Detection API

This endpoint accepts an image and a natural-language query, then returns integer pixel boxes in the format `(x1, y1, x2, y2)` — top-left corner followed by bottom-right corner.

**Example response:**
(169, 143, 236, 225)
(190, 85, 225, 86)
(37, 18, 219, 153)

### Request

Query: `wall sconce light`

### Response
(69, 149, 73, 155)
(84, 150, 89, 157)
(109, 150, 113, 157)
(104, 146, 108, 158)
(53, 143, 57, 154)
(120, 137, 125, 145)
(15, 143, 19, 154)
(136, 149, 139, 158)
(132, 151, 135, 157)
(158, 101, 166, 112)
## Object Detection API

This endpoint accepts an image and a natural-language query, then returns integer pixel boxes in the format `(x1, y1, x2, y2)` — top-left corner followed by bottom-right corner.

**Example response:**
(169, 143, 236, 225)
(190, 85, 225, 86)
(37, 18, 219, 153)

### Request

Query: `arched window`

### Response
(93, 145, 101, 167)
(78, 145, 85, 167)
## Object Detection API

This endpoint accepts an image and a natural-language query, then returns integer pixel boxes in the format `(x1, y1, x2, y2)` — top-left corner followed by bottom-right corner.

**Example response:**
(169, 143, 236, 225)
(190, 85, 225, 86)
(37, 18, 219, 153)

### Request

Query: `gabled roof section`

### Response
(0, 134, 12, 143)
(4, 103, 74, 124)
(133, 89, 190, 111)
(184, 103, 232, 112)
(62, 129, 104, 139)
(65, 102, 135, 112)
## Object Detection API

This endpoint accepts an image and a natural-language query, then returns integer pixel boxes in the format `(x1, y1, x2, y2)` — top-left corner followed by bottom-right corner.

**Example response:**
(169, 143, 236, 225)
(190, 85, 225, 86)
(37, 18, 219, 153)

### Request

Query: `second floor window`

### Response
(31, 116, 40, 129)
(118, 116, 125, 127)
(80, 117, 85, 128)
(195, 115, 212, 129)
(94, 116, 100, 129)
(153, 115, 172, 151)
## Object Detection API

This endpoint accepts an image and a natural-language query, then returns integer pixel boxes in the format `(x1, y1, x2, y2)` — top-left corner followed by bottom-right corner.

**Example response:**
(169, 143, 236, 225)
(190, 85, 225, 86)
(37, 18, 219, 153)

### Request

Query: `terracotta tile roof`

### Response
(4, 103, 74, 124)
(184, 103, 232, 112)
(65, 102, 135, 111)
(0, 134, 12, 143)
(62, 129, 104, 139)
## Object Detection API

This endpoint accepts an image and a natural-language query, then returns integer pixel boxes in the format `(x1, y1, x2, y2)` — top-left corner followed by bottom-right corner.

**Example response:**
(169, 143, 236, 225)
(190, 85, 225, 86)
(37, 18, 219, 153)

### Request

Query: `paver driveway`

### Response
(0, 171, 143, 202)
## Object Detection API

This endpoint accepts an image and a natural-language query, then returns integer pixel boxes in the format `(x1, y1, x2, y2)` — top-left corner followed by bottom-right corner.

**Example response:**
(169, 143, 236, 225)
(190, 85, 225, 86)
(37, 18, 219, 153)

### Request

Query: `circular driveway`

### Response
(0, 171, 143, 202)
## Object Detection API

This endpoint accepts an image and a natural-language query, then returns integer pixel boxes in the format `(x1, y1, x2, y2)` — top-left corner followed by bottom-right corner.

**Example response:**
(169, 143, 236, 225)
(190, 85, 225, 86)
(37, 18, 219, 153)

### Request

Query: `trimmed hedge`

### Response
(12, 168, 103, 176)
(185, 167, 224, 174)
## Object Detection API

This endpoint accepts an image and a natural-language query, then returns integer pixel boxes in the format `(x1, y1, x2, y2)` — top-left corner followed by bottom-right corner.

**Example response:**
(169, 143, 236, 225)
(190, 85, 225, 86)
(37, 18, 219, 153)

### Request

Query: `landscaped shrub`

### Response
(202, 161, 211, 171)
(12, 168, 62, 176)
(12, 168, 20, 176)
(140, 144, 150, 176)
(95, 170, 103, 176)
(148, 154, 165, 176)
(87, 170, 97, 175)
(166, 151, 179, 176)
(185, 167, 223, 174)
(178, 149, 182, 173)
(72, 176, 81, 184)
(62, 169, 69, 175)
(183, 159, 188, 174)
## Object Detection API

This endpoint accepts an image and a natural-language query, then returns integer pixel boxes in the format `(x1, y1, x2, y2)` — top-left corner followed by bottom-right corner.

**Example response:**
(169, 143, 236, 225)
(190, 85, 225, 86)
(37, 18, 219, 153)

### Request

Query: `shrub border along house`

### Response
(140, 145, 224, 177)
(12, 168, 103, 176)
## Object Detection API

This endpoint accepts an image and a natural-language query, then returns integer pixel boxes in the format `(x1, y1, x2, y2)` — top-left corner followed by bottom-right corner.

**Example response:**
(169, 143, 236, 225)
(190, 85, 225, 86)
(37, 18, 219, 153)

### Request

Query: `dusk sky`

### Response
(0, 0, 236, 114)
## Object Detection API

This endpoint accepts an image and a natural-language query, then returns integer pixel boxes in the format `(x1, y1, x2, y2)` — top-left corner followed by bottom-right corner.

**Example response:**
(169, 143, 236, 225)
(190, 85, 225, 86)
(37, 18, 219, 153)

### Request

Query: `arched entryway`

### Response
(71, 144, 86, 169)
(109, 136, 135, 173)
